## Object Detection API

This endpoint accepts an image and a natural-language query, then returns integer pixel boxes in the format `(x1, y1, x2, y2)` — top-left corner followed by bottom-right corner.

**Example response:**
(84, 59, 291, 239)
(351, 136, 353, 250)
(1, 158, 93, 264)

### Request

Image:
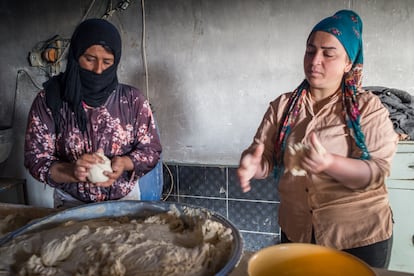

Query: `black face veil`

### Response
(44, 18, 122, 132)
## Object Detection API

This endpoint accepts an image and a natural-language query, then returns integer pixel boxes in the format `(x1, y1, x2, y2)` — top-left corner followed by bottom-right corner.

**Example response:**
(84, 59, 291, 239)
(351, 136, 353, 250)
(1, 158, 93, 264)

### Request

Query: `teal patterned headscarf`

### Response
(312, 9, 363, 65)
(274, 10, 370, 180)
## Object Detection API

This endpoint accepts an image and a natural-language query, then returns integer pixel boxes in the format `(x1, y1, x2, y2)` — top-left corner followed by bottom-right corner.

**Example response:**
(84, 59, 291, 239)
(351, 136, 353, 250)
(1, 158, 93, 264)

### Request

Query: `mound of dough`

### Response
(88, 153, 113, 183)
(0, 206, 234, 276)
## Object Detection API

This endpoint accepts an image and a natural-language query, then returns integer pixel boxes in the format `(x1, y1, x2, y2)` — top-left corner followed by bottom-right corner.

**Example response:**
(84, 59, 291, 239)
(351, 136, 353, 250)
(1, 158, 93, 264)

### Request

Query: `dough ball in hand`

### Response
(87, 153, 113, 183)
(287, 142, 309, 176)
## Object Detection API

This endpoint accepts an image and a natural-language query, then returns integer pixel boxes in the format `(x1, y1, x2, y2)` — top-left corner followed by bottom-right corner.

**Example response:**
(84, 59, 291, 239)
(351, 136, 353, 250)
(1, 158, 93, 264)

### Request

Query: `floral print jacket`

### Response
(24, 84, 162, 202)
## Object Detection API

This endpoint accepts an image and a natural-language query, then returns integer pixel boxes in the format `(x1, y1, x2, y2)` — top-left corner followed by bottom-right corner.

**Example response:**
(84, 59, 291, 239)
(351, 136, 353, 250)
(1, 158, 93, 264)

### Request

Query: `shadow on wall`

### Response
(147, 62, 190, 160)
(0, 69, 52, 207)
(0, 70, 45, 178)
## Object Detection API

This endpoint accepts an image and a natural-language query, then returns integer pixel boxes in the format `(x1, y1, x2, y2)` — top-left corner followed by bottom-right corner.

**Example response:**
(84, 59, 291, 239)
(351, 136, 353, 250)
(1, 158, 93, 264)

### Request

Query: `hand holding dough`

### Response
(87, 153, 113, 183)
(287, 143, 309, 176)
(287, 133, 327, 176)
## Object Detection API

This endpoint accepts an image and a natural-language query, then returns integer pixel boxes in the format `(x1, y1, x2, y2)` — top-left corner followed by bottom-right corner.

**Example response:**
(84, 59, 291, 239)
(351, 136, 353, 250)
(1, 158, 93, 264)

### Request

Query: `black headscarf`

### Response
(44, 18, 122, 132)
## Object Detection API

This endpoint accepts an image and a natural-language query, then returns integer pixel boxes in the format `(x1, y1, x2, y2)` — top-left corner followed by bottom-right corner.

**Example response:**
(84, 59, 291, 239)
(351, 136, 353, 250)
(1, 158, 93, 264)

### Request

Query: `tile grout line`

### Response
(176, 164, 180, 202)
(226, 167, 229, 219)
(240, 229, 281, 236)
(176, 194, 279, 204)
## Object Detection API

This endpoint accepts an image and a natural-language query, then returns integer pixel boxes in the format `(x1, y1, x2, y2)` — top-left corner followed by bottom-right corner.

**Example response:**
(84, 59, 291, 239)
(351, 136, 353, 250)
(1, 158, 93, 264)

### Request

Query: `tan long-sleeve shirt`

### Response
(247, 89, 398, 250)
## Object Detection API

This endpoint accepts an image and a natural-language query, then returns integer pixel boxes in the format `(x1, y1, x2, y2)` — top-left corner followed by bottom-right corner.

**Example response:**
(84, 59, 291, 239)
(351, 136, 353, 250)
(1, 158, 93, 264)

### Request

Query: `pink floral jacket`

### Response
(24, 84, 162, 202)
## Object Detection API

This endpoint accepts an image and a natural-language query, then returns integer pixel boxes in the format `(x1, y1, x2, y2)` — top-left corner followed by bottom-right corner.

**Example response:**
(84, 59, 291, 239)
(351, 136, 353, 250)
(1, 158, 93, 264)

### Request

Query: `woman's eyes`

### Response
(305, 50, 335, 58)
(85, 56, 96, 62)
(85, 56, 113, 65)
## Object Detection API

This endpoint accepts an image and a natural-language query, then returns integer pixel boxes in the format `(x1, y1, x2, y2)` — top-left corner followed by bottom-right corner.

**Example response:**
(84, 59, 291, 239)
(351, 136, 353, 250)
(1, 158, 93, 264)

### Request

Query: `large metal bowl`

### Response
(0, 200, 243, 275)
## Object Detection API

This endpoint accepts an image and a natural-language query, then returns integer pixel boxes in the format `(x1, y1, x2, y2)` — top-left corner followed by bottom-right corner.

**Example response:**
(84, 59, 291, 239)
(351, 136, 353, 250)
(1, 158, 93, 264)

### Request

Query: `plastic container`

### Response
(248, 243, 375, 276)
(138, 158, 163, 200)
(139, 116, 164, 200)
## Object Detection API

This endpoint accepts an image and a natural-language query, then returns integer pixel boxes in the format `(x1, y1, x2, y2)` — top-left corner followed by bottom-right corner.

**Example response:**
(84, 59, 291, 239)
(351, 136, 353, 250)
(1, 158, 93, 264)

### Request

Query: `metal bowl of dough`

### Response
(0, 126, 13, 164)
(0, 200, 243, 275)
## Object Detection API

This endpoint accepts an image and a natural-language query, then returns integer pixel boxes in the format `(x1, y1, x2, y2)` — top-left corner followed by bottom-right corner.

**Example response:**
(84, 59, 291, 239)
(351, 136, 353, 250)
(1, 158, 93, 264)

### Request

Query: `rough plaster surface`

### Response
(1, 0, 414, 206)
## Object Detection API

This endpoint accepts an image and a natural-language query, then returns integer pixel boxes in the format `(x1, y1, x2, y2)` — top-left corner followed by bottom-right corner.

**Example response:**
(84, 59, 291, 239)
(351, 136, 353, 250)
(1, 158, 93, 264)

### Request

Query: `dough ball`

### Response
(87, 153, 113, 183)
(287, 143, 309, 176)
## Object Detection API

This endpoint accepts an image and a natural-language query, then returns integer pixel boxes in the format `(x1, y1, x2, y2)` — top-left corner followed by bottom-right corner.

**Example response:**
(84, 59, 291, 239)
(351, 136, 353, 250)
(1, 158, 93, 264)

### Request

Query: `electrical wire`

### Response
(102, 0, 131, 19)
(17, 69, 43, 90)
(53, 39, 71, 64)
(58, 0, 97, 62)
(141, 0, 150, 102)
(102, 0, 114, 19)
(32, 0, 96, 77)
(139, 0, 173, 200)
(162, 163, 174, 201)
(82, 0, 96, 21)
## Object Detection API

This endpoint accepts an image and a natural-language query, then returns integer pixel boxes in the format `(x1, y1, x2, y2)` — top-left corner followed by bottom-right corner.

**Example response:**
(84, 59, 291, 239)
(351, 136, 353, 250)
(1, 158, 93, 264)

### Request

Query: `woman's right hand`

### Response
(49, 151, 103, 184)
(237, 144, 264, 193)
(73, 151, 104, 182)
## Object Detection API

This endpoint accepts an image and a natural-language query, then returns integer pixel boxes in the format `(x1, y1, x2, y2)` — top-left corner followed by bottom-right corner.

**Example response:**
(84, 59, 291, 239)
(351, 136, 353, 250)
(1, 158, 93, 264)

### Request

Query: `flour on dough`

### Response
(87, 152, 113, 183)
(287, 142, 309, 176)
(0, 206, 234, 276)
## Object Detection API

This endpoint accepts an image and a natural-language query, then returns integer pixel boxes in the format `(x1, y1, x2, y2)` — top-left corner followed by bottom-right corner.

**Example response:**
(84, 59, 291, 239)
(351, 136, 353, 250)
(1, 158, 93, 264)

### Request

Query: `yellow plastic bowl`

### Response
(248, 243, 376, 276)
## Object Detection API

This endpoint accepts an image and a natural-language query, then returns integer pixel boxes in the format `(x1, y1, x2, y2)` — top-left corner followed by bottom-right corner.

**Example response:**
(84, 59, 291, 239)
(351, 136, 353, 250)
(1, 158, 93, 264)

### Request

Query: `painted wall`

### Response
(0, 0, 414, 206)
(147, 0, 414, 165)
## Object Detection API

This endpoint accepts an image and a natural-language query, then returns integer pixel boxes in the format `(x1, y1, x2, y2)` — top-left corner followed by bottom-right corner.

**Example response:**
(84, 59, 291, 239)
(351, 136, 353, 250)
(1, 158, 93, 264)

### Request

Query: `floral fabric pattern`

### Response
(24, 84, 162, 202)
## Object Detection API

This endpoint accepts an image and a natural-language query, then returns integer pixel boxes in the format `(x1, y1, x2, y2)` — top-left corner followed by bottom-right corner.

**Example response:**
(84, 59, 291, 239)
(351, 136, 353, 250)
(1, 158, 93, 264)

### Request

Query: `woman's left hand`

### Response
(301, 132, 371, 189)
(94, 156, 134, 187)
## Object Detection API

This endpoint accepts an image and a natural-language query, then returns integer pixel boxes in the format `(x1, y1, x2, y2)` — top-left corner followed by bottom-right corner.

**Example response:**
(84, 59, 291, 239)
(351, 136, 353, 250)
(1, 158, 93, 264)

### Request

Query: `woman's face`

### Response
(78, 45, 114, 74)
(303, 31, 352, 93)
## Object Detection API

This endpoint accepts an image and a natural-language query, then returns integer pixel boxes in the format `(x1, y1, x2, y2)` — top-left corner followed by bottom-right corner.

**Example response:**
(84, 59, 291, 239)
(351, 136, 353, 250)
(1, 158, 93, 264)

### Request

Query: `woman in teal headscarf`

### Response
(238, 10, 398, 268)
